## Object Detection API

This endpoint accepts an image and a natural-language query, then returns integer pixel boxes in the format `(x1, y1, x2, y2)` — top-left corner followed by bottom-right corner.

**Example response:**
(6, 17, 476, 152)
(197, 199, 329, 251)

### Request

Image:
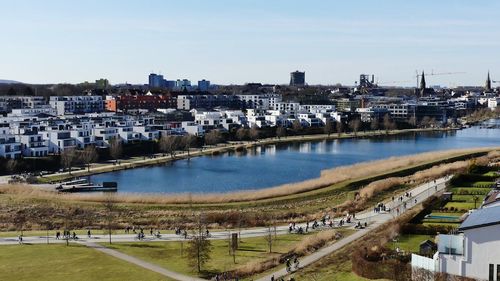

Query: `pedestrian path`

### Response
(84, 241, 205, 281)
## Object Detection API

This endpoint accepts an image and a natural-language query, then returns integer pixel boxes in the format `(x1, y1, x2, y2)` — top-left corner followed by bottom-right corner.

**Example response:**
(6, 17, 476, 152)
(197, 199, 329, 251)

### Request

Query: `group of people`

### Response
(174, 227, 189, 239)
(55, 230, 78, 240)
(285, 256, 300, 272)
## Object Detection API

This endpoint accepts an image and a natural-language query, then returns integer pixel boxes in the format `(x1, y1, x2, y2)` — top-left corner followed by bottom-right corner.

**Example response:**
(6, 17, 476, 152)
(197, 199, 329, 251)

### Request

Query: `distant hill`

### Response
(0, 79, 22, 84)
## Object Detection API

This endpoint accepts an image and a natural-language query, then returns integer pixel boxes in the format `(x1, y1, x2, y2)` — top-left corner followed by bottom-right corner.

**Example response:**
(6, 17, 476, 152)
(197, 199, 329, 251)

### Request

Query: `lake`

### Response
(91, 120, 500, 194)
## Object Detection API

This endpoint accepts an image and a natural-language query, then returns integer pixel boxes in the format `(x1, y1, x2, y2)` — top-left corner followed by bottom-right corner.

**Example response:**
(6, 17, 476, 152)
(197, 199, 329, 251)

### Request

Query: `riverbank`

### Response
(36, 127, 458, 184)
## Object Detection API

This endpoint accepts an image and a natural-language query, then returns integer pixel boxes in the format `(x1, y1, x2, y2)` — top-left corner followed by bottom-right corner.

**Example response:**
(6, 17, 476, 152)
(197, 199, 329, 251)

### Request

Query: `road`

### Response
(0, 175, 451, 281)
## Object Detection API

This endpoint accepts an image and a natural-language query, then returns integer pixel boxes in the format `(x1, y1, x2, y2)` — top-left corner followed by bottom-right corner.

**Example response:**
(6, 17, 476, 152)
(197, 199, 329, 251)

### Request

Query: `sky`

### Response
(0, 0, 499, 87)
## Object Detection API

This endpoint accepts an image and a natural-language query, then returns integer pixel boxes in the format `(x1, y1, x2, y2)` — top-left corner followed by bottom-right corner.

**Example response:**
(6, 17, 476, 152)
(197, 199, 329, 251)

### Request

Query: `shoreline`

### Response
(37, 127, 458, 184)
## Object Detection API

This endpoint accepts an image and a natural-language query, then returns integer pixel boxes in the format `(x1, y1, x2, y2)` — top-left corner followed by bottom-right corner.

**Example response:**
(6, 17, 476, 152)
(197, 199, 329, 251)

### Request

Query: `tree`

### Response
(235, 128, 248, 141)
(249, 125, 260, 141)
(181, 135, 197, 157)
(264, 226, 274, 253)
(187, 215, 212, 273)
(204, 130, 224, 146)
(5, 158, 18, 174)
(159, 135, 180, 158)
(370, 118, 379, 132)
(109, 137, 123, 162)
(324, 119, 334, 137)
(348, 118, 361, 136)
(276, 126, 287, 139)
(60, 148, 77, 174)
(13, 209, 27, 236)
(81, 145, 98, 172)
(408, 116, 417, 127)
(292, 119, 303, 135)
(383, 114, 392, 134)
(103, 195, 117, 244)
(420, 116, 431, 128)
(336, 121, 344, 137)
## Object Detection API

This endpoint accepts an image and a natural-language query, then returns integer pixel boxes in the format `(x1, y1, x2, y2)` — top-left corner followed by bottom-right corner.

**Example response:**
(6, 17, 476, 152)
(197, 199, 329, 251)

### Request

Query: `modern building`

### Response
(290, 71, 305, 86)
(175, 79, 191, 90)
(177, 95, 240, 110)
(198, 79, 210, 91)
(49, 96, 104, 115)
(148, 73, 165, 88)
(105, 93, 176, 112)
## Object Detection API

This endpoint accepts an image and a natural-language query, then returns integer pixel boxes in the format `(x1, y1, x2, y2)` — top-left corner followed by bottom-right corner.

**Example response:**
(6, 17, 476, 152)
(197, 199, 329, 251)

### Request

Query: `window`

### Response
(490, 264, 494, 281)
(497, 265, 500, 281)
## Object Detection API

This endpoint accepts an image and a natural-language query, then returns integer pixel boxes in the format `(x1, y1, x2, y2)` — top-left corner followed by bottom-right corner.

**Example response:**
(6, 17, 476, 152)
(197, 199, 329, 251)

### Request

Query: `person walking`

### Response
(18, 234, 23, 245)
(87, 229, 91, 238)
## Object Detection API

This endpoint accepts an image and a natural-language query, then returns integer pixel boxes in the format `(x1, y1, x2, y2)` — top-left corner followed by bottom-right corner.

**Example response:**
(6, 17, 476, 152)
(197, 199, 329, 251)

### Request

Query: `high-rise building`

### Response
(148, 73, 165, 88)
(175, 79, 191, 90)
(290, 71, 305, 86)
(198, 79, 210, 91)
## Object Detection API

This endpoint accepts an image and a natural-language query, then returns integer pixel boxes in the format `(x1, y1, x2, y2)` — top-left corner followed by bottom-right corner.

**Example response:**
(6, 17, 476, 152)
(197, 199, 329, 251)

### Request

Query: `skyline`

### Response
(1, 0, 499, 86)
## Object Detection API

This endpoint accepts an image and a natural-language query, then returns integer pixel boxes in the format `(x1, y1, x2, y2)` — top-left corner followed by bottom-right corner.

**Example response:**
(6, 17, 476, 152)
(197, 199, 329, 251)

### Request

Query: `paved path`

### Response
(84, 241, 205, 281)
(255, 175, 451, 281)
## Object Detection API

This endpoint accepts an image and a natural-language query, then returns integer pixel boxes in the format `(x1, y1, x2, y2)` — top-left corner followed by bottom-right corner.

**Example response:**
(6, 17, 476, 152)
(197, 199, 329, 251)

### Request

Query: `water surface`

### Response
(91, 120, 500, 194)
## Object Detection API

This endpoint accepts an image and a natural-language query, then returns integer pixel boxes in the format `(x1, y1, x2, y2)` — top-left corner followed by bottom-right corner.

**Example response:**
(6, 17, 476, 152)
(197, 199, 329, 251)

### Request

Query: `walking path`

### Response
(83, 241, 205, 281)
(0, 176, 451, 281)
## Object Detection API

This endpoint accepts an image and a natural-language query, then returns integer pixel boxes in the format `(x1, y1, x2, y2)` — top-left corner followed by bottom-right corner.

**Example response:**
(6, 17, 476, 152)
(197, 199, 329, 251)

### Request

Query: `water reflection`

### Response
(91, 120, 500, 194)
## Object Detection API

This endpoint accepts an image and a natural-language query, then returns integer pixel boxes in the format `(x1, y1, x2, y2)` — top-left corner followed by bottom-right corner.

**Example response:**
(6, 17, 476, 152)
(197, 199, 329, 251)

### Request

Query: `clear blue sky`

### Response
(1, 0, 499, 86)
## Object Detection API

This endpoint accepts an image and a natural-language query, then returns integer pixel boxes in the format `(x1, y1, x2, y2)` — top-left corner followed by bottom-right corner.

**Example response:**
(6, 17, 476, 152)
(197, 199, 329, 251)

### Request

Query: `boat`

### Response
(57, 181, 118, 193)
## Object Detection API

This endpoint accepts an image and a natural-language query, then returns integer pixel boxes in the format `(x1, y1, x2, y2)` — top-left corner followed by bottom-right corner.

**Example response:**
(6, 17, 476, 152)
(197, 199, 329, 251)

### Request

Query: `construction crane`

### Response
(415, 70, 466, 88)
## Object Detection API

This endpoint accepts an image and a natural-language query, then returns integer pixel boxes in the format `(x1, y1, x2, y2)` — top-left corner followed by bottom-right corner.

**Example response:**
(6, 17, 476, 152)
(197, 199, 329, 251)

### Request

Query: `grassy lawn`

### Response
(444, 201, 476, 210)
(104, 233, 313, 277)
(471, 181, 494, 188)
(103, 229, 354, 278)
(387, 234, 435, 253)
(450, 187, 491, 195)
(0, 244, 171, 281)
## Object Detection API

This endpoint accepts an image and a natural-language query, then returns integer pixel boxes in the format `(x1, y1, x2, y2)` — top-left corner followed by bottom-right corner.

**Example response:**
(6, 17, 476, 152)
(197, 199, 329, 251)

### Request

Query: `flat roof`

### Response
(459, 204, 500, 231)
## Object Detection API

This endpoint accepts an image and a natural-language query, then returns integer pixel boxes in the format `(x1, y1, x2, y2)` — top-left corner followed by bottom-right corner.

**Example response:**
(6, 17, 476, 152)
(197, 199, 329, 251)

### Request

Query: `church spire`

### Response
(485, 71, 492, 92)
(420, 71, 426, 91)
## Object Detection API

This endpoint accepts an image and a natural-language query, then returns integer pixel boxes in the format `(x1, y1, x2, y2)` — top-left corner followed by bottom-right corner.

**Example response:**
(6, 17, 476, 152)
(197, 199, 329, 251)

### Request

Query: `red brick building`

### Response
(105, 93, 177, 112)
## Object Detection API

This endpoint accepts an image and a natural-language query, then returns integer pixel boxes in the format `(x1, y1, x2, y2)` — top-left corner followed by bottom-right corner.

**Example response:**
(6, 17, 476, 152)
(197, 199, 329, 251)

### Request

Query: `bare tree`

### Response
(348, 118, 361, 136)
(276, 126, 287, 139)
(81, 145, 98, 172)
(159, 135, 180, 158)
(420, 116, 431, 128)
(181, 134, 197, 157)
(204, 130, 224, 146)
(103, 195, 117, 244)
(264, 226, 274, 253)
(336, 121, 344, 137)
(249, 125, 260, 141)
(5, 158, 18, 174)
(235, 127, 248, 141)
(60, 147, 77, 174)
(370, 118, 379, 132)
(187, 214, 212, 273)
(408, 116, 417, 127)
(109, 137, 123, 163)
(324, 119, 334, 137)
(14, 209, 27, 236)
(292, 119, 303, 135)
(383, 114, 392, 134)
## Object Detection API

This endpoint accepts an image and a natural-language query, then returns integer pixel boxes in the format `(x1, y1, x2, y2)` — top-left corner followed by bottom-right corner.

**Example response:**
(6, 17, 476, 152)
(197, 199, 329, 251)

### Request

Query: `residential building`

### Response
(49, 96, 104, 115)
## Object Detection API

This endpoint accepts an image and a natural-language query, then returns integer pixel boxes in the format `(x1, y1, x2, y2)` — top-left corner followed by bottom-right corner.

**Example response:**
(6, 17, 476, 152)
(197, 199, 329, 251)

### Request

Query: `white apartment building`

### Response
(7, 106, 57, 117)
(17, 133, 48, 157)
(181, 121, 204, 136)
(488, 98, 499, 110)
(0, 127, 22, 159)
(298, 104, 335, 113)
(41, 130, 76, 153)
(237, 93, 282, 110)
(50, 96, 104, 115)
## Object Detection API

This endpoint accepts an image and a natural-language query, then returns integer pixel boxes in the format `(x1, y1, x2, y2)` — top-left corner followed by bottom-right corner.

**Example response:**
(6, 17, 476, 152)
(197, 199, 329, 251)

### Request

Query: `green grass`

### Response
(104, 233, 311, 277)
(483, 171, 499, 177)
(471, 181, 494, 188)
(444, 201, 476, 210)
(450, 195, 479, 202)
(0, 244, 171, 281)
(387, 234, 435, 253)
(450, 187, 491, 195)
